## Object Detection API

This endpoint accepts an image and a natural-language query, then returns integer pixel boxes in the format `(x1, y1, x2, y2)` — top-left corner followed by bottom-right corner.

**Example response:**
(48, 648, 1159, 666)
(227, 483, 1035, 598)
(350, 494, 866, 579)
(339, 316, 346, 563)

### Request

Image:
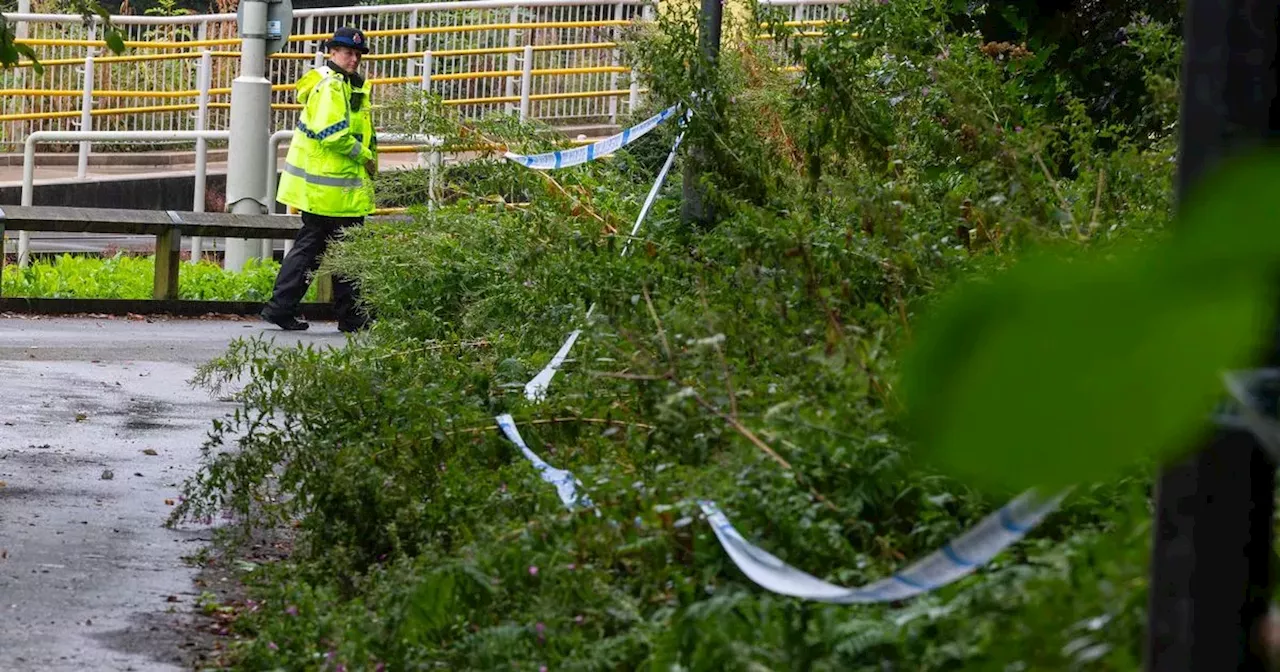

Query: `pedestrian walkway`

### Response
(0, 315, 345, 671)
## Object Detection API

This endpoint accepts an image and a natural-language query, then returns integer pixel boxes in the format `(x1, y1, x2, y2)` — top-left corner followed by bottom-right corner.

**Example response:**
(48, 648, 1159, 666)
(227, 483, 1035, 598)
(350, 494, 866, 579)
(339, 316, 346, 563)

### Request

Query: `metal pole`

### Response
(224, 0, 273, 271)
(629, 71, 638, 115)
(267, 129, 294, 256)
(608, 1, 623, 126)
(9, 0, 29, 264)
(304, 14, 316, 64)
(1144, 0, 1279, 669)
(421, 50, 433, 91)
(680, 0, 722, 229)
(407, 9, 420, 64)
(191, 49, 213, 264)
(266, 130, 293, 215)
(77, 49, 95, 179)
(504, 5, 520, 115)
(429, 137, 440, 213)
(518, 44, 533, 121)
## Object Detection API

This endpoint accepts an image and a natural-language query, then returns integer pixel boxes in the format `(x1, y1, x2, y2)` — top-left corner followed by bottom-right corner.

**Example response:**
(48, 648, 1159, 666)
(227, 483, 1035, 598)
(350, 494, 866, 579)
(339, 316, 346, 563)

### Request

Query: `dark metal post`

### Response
(680, 0, 723, 228)
(1145, 0, 1280, 669)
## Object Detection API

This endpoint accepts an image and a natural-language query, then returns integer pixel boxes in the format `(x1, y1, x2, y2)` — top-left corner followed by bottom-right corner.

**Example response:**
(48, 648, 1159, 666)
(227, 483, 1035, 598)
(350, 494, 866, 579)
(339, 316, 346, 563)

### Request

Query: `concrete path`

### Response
(0, 315, 348, 671)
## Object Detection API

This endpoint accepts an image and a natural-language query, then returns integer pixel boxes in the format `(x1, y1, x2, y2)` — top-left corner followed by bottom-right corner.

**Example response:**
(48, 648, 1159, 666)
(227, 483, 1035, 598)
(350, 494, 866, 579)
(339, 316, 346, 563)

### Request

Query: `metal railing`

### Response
(16, 129, 230, 266)
(13, 128, 454, 266)
(0, 0, 848, 154)
(0, 0, 660, 151)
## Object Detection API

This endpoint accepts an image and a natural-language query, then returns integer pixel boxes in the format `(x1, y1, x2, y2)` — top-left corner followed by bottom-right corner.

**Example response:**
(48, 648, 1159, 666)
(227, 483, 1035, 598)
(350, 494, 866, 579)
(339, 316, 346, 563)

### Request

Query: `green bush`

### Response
(1, 253, 318, 302)
(172, 0, 1182, 669)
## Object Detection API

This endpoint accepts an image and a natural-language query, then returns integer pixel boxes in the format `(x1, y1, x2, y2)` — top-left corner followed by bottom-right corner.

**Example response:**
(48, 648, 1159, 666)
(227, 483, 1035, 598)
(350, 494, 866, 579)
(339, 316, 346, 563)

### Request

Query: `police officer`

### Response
(261, 26, 377, 332)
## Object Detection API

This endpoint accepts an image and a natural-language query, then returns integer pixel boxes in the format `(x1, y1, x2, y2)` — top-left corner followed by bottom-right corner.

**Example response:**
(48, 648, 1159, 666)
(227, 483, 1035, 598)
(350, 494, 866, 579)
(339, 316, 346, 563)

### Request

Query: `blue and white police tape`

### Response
(522, 130, 688, 403)
(699, 488, 1069, 604)
(504, 104, 684, 170)
(495, 413, 594, 509)
(524, 329, 582, 403)
(495, 414, 1069, 604)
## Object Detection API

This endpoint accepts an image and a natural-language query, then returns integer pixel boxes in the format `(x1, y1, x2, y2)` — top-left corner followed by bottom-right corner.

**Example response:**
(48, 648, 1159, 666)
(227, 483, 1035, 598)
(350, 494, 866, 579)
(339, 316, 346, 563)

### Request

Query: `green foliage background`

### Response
(1, 253, 317, 302)
(169, 0, 1196, 669)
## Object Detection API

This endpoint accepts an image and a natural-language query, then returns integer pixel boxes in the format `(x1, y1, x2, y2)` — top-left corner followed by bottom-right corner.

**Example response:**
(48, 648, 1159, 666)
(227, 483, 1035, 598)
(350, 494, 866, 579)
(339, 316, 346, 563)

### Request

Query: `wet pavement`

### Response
(0, 316, 347, 670)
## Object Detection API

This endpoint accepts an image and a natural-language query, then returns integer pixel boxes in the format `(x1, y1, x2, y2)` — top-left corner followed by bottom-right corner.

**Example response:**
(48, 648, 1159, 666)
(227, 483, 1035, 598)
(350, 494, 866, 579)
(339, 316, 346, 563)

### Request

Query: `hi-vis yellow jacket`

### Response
(276, 64, 377, 217)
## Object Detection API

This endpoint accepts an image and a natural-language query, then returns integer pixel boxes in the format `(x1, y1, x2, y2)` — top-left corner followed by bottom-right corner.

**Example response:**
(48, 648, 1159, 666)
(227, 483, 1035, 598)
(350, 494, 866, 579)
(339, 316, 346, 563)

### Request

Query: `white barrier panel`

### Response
(505, 103, 682, 169)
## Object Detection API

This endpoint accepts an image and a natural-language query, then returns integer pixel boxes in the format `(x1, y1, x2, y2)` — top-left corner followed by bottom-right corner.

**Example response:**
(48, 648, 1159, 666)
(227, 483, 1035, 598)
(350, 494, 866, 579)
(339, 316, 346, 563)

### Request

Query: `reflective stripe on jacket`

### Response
(276, 64, 377, 217)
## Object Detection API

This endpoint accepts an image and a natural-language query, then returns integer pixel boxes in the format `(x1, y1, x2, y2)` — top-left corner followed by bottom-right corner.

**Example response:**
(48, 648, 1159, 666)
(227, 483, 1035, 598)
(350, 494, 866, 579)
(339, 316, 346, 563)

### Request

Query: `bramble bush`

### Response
(172, 0, 1182, 668)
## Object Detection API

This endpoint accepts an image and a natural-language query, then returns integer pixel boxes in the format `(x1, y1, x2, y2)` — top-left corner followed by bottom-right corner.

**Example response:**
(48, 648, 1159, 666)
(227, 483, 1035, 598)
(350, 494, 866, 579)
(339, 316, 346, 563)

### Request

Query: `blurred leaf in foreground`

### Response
(900, 151, 1280, 492)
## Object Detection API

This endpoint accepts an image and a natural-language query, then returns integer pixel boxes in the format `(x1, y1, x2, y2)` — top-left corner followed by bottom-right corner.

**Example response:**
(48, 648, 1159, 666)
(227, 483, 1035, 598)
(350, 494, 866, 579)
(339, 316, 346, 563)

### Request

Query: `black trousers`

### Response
(264, 211, 366, 325)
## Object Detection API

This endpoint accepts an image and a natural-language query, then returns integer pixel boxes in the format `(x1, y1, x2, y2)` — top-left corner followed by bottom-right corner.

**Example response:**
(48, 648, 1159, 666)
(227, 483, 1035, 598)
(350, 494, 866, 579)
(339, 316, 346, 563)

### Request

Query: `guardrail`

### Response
(13, 129, 453, 267)
(0, 204, 300, 300)
(0, 0, 846, 155)
(0, 0, 657, 152)
(17, 129, 230, 267)
(0, 203, 404, 315)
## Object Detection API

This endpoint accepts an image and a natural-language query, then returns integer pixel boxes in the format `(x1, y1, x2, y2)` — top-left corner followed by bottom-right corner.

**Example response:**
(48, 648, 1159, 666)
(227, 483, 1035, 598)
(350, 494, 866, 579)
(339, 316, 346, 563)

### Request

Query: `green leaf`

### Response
(0, 37, 18, 69)
(1173, 150, 1280, 269)
(901, 228, 1276, 492)
(15, 43, 42, 76)
(104, 29, 126, 55)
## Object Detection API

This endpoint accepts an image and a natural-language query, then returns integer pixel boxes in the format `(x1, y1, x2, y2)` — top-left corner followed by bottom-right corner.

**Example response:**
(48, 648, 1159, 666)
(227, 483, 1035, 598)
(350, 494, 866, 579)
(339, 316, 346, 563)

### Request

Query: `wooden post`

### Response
(153, 226, 181, 300)
(1144, 0, 1280, 668)
(314, 272, 333, 304)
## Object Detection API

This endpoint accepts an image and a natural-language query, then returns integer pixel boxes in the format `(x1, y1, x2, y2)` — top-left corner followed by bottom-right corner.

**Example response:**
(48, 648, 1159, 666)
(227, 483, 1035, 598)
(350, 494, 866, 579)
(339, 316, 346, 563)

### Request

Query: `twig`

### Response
(1033, 151, 1076, 232)
(692, 391, 839, 513)
(360, 339, 491, 362)
(536, 170, 610, 226)
(458, 121, 612, 226)
(642, 285, 674, 367)
(446, 416, 657, 437)
(694, 391, 790, 469)
(588, 370, 670, 381)
(1089, 168, 1106, 235)
(698, 278, 738, 419)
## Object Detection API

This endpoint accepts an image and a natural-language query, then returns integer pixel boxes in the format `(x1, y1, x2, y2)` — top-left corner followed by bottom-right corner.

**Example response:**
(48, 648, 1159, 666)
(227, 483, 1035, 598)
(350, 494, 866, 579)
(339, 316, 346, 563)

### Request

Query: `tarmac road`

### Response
(0, 316, 348, 670)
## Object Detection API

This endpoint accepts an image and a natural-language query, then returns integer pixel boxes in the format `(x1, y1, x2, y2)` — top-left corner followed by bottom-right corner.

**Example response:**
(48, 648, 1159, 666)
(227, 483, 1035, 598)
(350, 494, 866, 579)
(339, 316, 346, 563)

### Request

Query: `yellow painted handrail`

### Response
(0, 63, 635, 102)
(443, 88, 637, 106)
(14, 19, 633, 50)
(287, 19, 633, 43)
(0, 102, 202, 122)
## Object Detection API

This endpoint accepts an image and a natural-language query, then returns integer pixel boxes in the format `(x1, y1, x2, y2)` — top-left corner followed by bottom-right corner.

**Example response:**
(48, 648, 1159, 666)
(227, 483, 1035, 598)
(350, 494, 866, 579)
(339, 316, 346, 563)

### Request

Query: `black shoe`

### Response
(337, 315, 371, 333)
(261, 309, 310, 331)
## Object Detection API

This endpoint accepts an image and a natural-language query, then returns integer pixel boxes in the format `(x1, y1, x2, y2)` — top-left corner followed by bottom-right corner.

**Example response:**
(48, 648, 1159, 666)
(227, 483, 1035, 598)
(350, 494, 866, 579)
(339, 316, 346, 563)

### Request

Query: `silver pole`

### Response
(519, 44, 533, 121)
(504, 5, 520, 115)
(224, 0, 272, 271)
(191, 49, 213, 263)
(77, 49, 95, 179)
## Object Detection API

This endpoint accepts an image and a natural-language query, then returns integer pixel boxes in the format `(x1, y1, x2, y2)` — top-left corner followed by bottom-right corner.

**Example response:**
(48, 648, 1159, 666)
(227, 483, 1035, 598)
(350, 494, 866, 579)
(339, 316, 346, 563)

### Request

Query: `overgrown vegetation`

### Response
(171, 0, 1184, 668)
(0, 253, 316, 301)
